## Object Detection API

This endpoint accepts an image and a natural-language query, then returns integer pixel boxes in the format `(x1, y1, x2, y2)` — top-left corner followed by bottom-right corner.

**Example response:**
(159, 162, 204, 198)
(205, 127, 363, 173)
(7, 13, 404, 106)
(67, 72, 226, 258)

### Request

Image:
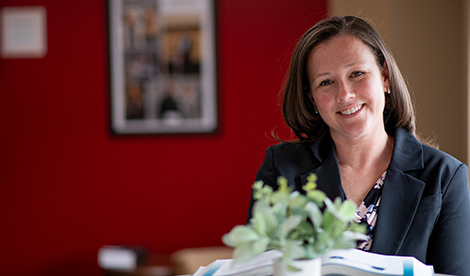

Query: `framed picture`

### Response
(108, 0, 217, 134)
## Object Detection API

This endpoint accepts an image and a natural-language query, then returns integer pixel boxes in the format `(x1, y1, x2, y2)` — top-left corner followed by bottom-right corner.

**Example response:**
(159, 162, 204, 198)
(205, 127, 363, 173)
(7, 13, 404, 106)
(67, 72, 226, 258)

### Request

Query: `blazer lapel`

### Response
(299, 155, 346, 201)
(370, 165, 425, 254)
(299, 132, 346, 201)
(370, 128, 426, 254)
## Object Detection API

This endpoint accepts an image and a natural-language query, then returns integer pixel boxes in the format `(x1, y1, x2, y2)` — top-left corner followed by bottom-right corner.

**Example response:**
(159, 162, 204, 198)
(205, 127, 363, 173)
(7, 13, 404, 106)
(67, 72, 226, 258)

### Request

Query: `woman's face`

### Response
(307, 34, 389, 142)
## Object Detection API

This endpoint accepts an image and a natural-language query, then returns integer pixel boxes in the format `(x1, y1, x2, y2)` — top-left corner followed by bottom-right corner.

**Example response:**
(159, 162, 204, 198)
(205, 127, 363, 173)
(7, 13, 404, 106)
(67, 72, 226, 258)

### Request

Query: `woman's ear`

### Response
(306, 88, 315, 105)
(382, 61, 390, 90)
(306, 90, 319, 114)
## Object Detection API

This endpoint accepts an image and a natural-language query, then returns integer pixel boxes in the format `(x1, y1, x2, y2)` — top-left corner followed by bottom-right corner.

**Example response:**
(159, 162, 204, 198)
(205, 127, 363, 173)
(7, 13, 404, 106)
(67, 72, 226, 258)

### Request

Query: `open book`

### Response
(191, 249, 434, 276)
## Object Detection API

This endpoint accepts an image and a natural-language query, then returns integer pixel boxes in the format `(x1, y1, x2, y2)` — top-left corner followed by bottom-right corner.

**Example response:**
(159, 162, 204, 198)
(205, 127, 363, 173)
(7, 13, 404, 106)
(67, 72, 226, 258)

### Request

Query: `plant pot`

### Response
(273, 257, 321, 276)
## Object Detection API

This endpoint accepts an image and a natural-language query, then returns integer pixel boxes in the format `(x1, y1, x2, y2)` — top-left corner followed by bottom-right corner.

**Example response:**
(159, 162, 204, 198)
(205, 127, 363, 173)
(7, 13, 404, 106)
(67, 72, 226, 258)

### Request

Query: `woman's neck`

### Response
(332, 129, 394, 170)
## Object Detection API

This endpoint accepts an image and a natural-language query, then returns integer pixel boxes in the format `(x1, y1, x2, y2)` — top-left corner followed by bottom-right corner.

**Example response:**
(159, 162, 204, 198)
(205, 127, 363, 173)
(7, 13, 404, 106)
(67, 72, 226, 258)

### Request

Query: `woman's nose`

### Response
(336, 80, 354, 102)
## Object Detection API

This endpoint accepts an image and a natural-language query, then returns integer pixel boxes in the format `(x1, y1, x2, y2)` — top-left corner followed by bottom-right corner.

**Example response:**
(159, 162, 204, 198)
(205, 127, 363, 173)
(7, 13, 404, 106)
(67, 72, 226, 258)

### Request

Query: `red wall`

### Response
(0, 1, 327, 275)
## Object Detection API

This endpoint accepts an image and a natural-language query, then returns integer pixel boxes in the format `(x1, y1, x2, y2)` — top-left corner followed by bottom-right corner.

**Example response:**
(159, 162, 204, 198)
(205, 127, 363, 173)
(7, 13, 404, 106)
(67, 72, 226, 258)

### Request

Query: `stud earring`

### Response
(386, 87, 391, 94)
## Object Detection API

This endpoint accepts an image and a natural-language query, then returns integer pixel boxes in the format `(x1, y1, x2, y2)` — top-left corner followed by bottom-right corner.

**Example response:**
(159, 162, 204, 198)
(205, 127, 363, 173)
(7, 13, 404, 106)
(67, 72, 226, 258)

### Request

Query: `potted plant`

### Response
(222, 174, 367, 275)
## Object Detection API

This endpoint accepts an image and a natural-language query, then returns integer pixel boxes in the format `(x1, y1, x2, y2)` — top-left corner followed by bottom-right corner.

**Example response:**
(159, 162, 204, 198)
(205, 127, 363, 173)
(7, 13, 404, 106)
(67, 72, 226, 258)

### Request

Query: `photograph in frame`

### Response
(109, 0, 217, 134)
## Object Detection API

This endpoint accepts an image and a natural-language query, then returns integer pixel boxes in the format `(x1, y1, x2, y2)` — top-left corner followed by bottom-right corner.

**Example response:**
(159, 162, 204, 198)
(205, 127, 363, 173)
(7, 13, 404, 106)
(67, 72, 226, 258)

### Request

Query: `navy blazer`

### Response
(247, 128, 470, 275)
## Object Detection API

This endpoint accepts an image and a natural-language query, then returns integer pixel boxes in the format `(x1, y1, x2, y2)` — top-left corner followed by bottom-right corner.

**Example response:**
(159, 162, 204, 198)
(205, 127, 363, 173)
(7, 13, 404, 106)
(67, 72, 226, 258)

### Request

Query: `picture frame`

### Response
(108, 0, 217, 134)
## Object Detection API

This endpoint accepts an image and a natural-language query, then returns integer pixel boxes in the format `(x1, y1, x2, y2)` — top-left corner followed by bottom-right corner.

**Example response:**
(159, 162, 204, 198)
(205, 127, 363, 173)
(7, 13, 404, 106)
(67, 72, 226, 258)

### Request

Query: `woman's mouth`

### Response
(339, 104, 363, 115)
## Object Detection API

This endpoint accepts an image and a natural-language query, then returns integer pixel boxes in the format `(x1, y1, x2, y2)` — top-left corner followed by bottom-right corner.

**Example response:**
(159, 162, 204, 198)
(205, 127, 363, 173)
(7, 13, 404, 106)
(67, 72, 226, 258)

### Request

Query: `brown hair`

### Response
(279, 16, 417, 142)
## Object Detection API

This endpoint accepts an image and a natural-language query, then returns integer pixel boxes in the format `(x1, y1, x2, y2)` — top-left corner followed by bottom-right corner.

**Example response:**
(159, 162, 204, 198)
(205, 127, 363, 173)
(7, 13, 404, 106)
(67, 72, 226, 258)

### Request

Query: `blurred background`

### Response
(0, 0, 468, 275)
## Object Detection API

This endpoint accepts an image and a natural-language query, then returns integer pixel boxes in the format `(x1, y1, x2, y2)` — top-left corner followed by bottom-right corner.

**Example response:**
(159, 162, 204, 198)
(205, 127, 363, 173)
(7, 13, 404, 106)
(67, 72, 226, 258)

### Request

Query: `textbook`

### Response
(321, 249, 434, 276)
(191, 249, 434, 276)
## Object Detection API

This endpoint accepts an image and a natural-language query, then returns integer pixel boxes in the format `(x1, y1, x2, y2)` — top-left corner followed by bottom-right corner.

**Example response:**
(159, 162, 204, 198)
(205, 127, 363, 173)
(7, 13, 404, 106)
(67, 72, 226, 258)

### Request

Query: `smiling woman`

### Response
(306, 34, 393, 207)
(307, 35, 389, 150)
(246, 16, 470, 276)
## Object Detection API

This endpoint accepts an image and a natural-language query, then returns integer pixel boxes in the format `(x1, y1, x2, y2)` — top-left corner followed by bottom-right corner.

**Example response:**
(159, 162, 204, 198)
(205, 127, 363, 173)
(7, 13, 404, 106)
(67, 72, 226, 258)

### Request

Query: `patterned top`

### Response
(355, 170, 387, 251)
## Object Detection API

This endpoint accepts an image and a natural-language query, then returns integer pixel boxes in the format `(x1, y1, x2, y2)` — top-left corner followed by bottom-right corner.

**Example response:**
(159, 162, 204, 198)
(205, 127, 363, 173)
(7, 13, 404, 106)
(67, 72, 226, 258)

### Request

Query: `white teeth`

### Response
(340, 105, 362, 115)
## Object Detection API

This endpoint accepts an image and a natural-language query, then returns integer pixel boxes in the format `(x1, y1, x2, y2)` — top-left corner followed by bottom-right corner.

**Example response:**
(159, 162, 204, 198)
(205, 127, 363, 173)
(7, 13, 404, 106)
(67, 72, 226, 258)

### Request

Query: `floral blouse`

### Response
(355, 170, 387, 251)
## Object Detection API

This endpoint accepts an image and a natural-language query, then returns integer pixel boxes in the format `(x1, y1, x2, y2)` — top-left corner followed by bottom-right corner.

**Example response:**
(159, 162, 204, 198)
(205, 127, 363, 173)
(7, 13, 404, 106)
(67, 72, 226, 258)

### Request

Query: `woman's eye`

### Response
(320, 79, 332, 86)
(351, 71, 364, 77)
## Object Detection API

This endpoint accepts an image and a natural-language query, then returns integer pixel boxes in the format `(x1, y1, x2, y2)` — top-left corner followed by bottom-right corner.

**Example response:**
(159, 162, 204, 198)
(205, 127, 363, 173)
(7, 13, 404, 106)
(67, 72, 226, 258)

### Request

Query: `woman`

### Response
(247, 16, 470, 275)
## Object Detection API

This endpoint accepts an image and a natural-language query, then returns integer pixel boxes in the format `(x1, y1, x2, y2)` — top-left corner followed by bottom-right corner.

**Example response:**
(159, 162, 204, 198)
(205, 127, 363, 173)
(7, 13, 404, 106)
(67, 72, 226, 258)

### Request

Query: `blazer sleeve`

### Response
(426, 163, 470, 275)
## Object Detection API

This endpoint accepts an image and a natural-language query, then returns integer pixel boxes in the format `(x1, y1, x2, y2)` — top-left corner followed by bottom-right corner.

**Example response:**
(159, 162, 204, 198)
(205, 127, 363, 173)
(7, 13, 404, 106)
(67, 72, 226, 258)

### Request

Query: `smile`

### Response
(339, 104, 363, 115)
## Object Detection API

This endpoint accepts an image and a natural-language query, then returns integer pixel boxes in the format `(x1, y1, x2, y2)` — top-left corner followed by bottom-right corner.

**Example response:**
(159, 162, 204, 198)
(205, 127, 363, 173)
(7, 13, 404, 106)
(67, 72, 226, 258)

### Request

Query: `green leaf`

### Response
(347, 221, 367, 233)
(252, 201, 278, 236)
(322, 206, 334, 230)
(271, 191, 288, 204)
(233, 238, 267, 263)
(252, 181, 266, 201)
(294, 220, 314, 237)
(306, 173, 318, 185)
(222, 225, 260, 247)
(252, 180, 264, 193)
(271, 201, 288, 218)
(337, 200, 358, 222)
(331, 239, 356, 249)
(305, 201, 323, 229)
(324, 197, 335, 212)
(251, 236, 270, 254)
(284, 240, 306, 261)
(280, 215, 303, 239)
(342, 230, 368, 242)
(306, 190, 326, 206)
(288, 194, 306, 208)
(324, 197, 357, 223)
(304, 245, 319, 260)
(277, 176, 289, 192)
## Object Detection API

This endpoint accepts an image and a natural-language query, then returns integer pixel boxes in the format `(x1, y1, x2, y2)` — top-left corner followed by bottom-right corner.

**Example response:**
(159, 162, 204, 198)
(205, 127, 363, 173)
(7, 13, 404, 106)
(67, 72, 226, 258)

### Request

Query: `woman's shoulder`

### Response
(268, 131, 333, 156)
(268, 140, 313, 151)
(261, 140, 322, 166)
(414, 142, 468, 190)
(395, 128, 465, 170)
(264, 141, 316, 162)
(421, 143, 464, 168)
